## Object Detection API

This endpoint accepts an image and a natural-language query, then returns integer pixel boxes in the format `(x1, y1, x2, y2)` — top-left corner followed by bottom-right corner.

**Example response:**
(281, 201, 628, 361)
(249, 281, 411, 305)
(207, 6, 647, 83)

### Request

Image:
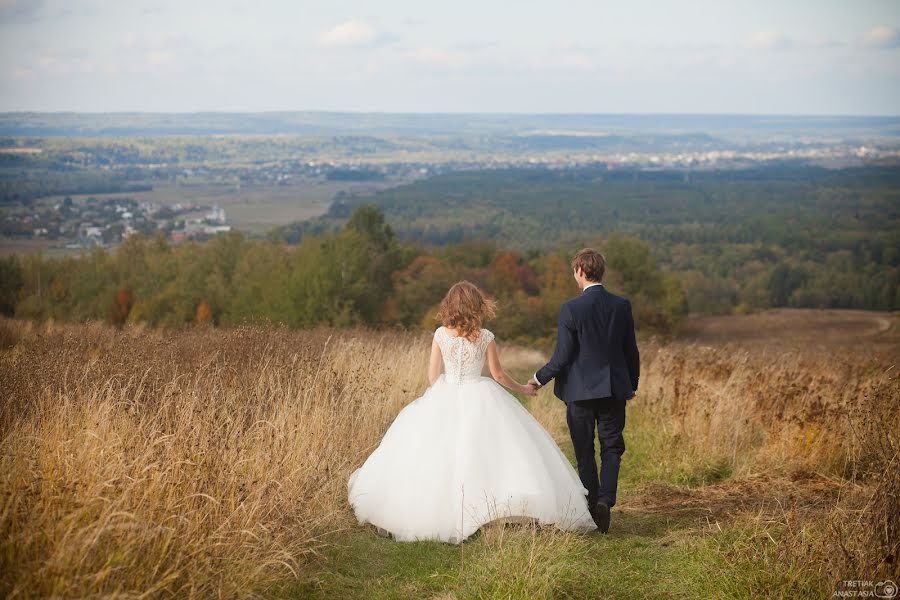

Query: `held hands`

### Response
(520, 383, 538, 397)
(523, 376, 542, 397)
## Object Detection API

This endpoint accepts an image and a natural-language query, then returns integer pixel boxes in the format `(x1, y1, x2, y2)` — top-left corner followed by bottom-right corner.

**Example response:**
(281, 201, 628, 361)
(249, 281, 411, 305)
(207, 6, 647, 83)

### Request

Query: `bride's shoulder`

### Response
(479, 328, 495, 343)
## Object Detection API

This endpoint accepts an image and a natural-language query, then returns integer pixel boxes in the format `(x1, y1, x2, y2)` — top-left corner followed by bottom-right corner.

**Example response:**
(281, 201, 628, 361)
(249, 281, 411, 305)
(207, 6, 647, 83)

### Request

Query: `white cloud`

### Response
(529, 51, 595, 72)
(860, 25, 900, 49)
(747, 30, 793, 50)
(108, 31, 195, 74)
(405, 46, 468, 69)
(120, 31, 186, 52)
(810, 38, 844, 49)
(317, 19, 378, 48)
(145, 50, 176, 67)
(11, 66, 34, 80)
(29, 52, 97, 75)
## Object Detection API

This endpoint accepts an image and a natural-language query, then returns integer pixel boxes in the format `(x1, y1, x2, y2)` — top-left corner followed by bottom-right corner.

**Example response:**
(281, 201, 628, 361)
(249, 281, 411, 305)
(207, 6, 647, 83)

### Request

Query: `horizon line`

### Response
(2, 110, 900, 119)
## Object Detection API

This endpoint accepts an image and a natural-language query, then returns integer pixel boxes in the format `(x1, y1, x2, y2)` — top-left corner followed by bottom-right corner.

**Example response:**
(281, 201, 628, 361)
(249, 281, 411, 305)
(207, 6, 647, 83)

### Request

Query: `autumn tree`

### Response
(107, 285, 133, 328)
(195, 301, 213, 326)
(387, 254, 456, 326)
(489, 251, 523, 297)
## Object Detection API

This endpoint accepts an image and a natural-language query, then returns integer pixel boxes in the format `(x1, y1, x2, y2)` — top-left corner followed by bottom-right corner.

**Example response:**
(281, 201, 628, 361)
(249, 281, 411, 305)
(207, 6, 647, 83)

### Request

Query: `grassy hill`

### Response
(1, 310, 897, 598)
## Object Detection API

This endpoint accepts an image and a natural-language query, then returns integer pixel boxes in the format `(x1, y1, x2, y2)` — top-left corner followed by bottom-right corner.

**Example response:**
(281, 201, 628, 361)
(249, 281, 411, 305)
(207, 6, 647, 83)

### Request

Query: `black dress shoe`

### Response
(590, 502, 610, 533)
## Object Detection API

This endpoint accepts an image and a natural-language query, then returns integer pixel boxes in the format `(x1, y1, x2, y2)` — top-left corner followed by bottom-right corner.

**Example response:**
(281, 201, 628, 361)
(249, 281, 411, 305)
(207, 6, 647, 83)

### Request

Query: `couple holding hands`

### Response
(348, 248, 639, 542)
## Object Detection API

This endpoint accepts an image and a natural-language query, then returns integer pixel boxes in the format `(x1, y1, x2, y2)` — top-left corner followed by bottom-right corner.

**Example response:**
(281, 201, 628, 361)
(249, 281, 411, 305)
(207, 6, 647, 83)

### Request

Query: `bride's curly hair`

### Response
(437, 281, 497, 341)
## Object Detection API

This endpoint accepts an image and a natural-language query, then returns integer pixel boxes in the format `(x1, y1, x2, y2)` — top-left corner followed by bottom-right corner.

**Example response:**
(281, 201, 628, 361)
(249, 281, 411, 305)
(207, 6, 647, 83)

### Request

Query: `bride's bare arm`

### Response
(427, 338, 443, 385)
(486, 341, 536, 396)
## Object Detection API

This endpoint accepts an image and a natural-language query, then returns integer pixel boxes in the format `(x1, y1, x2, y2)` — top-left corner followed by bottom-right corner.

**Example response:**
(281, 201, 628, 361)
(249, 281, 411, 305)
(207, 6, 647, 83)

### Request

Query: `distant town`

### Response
(2, 193, 231, 249)
(2, 112, 900, 253)
(3, 140, 900, 252)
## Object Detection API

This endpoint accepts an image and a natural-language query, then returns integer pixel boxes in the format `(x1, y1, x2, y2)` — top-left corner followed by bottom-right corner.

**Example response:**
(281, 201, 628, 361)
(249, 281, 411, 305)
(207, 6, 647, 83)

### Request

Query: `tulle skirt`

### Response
(347, 375, 596, 543)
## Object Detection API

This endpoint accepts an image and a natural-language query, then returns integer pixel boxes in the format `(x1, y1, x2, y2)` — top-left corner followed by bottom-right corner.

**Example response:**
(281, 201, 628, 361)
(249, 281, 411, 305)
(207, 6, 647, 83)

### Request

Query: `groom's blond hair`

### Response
(572, 248, 606, 282)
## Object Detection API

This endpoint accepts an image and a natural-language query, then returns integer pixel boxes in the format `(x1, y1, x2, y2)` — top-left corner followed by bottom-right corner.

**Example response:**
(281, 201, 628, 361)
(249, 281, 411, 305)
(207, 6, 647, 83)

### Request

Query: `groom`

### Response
(529, 248, 640, 534)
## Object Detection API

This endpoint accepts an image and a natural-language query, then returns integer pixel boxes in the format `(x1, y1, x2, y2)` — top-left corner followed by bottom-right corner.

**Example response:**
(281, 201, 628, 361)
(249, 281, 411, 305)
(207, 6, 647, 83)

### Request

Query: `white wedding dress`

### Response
(347, 327, 595, 543)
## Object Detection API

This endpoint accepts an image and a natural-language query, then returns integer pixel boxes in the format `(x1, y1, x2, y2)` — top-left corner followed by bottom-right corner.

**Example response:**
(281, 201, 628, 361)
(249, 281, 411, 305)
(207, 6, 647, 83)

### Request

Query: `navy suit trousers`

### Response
(566, 396, 626, 508)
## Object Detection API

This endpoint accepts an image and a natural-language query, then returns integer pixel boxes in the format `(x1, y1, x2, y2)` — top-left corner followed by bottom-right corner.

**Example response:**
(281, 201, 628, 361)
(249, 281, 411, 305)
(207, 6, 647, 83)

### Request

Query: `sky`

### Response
(1, 0, 899, 115)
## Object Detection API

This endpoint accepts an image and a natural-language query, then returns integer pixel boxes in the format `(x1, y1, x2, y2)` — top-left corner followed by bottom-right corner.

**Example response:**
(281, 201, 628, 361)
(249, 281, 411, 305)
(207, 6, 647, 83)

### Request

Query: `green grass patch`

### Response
(288, 510, 824, 599)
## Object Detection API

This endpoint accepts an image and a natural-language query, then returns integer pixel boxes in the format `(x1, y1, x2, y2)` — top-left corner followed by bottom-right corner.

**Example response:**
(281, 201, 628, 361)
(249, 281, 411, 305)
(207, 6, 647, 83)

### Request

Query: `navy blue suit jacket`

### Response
(536, 284, 640, 403)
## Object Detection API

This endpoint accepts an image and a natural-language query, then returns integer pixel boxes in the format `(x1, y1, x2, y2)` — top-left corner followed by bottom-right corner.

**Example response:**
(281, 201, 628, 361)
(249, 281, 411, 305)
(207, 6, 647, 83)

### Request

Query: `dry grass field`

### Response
(678, 308, 900, 354)
(0, 310, 897, 598)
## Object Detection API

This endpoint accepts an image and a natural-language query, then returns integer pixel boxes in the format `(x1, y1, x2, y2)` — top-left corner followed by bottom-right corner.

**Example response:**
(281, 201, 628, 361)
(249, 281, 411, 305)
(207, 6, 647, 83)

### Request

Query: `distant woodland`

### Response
(276, 166, 900, 316)
(1, 165, 897, 341)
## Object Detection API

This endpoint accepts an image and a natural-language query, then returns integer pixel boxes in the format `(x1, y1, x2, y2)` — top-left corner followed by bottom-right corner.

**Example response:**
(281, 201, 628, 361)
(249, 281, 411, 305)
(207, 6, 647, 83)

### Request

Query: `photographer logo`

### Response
(833, 580, 897, 598)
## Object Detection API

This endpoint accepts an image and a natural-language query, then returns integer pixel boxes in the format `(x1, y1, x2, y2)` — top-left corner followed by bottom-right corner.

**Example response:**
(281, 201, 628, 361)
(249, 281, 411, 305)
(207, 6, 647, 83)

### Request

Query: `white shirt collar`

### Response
(583, 282, 603, 292)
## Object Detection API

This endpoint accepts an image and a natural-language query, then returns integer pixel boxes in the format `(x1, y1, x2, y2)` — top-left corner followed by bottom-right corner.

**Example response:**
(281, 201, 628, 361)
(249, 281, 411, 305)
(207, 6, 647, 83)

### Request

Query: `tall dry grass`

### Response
(1, 314, 896, 596)
(636, 340, 894, 475)
(0, 318, 429, 598)
(628, 338, 899, 582)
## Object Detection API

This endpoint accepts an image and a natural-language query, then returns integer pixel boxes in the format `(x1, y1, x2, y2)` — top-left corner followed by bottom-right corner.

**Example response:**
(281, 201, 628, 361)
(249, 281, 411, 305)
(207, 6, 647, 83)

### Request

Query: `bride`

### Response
(347, 281, 596, 543)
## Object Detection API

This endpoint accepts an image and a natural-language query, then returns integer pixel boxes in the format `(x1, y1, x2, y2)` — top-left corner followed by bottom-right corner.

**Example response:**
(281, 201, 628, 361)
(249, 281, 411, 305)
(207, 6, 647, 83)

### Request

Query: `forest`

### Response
(0, 204, 684, 344)
(276, 165, 900, 315)
(2, 164, 897, 341)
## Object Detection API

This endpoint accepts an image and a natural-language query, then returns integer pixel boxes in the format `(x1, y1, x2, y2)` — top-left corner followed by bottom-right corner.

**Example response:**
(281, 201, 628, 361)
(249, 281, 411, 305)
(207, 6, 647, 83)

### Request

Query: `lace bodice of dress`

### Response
(434, 326, 495, 384)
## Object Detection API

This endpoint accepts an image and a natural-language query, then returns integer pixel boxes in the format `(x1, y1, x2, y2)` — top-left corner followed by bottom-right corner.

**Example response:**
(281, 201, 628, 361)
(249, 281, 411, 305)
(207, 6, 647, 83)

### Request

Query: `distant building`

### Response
(170, 222, 232, 244)
(80, 225, 103, 240)
(206, 205, 226, 224)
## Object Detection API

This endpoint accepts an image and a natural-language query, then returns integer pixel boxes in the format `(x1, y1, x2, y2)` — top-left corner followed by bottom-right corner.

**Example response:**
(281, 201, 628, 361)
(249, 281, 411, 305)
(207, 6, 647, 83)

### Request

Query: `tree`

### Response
(107, 286, 133, 327)
(224, 241, 292, 325)
(768, 263, 807, 307)
(603, 235, 685, 335)
(341, 205, 402, 323)
(288, 232, 367, 327)
(345, 204, 395, 252)
(195, 301, 213, 326)
(0, 255, 23, 317)
(387, 254, 455, 326)
(537, 252, 579, 325)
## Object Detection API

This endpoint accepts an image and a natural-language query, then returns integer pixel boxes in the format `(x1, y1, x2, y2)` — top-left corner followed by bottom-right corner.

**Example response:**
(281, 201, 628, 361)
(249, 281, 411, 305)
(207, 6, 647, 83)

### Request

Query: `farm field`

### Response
(1, 177, 401, 256)
(0, 238, 62, 257)
(47, 178, 396, 233)
(1, 309, 897, 598)
(110, 179, 392, 221)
